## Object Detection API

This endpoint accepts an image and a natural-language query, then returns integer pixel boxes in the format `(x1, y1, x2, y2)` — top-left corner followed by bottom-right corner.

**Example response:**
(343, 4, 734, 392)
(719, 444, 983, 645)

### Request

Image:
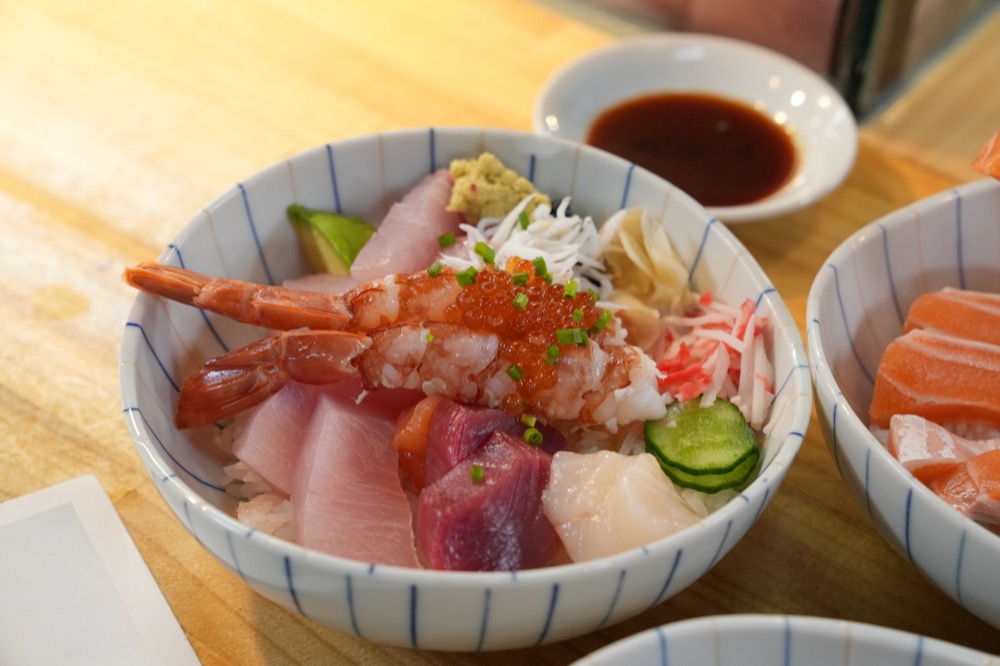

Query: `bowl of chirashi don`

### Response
(120, 127, 811, 651)
(807, 130, 1000, 631)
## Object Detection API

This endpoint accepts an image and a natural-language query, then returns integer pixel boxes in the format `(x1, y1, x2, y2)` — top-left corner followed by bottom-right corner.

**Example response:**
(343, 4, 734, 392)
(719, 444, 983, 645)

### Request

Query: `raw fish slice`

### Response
(972, 129, 1000, 178)
(232, 382, 330, 495)
(887, 414, 1000, 483)
(904, 288, 1000, 347)
(293, 384, 422, 567)
(424, 399, 568, 488)
(542, 450, 701, 563)
(868, 329, 1000, 429)
(416, 431, 559, 571)
(927, 448, 1000, 526)
(351, 169, 463, 282)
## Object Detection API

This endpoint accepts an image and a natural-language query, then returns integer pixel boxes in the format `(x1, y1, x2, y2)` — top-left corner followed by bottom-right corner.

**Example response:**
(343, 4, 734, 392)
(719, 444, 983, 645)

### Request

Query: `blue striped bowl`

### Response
(119, 127, 811, 651)
(807, 178, 1000, 631)
(574, 615, 998, 665)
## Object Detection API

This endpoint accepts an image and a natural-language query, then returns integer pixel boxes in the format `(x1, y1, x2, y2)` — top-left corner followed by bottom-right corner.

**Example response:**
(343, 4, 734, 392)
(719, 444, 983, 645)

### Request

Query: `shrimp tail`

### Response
(124, 263, 350, 330)
(175, 329, 371, 428)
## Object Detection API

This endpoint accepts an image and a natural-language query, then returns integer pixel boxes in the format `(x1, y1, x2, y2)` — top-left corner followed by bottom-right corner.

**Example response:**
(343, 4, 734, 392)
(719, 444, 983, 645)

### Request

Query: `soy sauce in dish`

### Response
(586, 92, 796, 207)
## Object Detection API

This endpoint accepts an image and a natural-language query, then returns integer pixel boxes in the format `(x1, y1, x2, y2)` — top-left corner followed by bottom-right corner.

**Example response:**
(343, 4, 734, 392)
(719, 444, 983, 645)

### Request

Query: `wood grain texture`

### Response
(2, 0, 999, 662)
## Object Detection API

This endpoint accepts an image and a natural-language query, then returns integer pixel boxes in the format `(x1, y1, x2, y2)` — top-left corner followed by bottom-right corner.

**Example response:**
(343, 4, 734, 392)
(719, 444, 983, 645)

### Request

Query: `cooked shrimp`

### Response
(126, 260, 669, 430)
(125, 262, 463, 332)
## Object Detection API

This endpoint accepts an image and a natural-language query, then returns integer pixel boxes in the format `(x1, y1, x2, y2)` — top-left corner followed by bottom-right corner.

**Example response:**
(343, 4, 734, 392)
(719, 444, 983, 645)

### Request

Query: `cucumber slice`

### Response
(287, 204, 376, 275)
(644, 398, 759, 491)
(657, 447, 759, 493)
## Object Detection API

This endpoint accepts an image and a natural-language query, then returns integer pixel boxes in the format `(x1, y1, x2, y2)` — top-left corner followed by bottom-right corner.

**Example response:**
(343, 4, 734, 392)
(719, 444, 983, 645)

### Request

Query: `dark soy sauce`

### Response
(586, 92, 797, 207)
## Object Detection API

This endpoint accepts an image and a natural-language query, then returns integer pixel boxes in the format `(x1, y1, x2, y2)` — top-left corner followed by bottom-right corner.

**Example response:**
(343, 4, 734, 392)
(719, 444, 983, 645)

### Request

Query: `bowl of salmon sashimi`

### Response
(807, 130, 1000, 631)
(120, 127, 811, 651)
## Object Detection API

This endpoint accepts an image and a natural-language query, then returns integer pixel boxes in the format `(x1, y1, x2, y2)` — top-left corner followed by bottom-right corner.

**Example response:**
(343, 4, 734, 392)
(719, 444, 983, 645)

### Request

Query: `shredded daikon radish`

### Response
(440, 195, 615, 298)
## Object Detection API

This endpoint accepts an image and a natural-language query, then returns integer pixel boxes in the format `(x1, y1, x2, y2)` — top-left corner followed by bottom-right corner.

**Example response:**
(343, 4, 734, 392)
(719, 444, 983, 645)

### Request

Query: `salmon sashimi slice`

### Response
(869, 328, 1000, 429)
(904, 287, 1000, 347)
(972, 129, 1000, 179)
(927, 448, 1000, 526)
(887, 414, 1000, 483)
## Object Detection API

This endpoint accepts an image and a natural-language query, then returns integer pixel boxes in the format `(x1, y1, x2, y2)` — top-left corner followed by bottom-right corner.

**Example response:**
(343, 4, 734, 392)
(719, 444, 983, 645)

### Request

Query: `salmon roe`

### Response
(441, 257, 610, 414)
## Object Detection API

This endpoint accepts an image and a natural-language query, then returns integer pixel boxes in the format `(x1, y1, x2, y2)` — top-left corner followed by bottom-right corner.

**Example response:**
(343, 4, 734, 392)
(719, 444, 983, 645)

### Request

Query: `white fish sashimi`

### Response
(351, 169, 463, 282)
(542, 450, 701, 562)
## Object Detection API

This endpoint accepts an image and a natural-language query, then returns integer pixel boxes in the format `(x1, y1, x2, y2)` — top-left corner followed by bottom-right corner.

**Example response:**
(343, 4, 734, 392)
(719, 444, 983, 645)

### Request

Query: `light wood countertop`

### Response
(2, 1, 999, 663)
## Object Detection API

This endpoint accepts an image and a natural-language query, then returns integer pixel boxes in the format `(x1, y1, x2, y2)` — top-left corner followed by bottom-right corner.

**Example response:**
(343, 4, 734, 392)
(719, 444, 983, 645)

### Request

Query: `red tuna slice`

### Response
(887, 414, 1000, 483)
(292, 383, 423, 567)
(904, 287, 1000, 347)
(232, 382, 330, 495)
(424, 399, 568, 488)
(350, 169, 463, 283)
(416, 431, 560, 571)
(927, 448, 1000, 526)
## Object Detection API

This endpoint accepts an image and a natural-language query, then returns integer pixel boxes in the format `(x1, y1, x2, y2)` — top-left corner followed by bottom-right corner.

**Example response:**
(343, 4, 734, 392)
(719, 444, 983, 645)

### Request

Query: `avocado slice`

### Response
(287, 204, 376, 275)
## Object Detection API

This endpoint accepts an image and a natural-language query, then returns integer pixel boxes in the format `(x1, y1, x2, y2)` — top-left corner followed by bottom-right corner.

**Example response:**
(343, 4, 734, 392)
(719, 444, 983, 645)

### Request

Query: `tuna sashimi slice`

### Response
(416, 431, 559, 571)
(868, 329, 1000, 429)
(350, 169, 463, 283)
(232, 382, 330, 496)
(887, 414, 1000, 483)
(904, 288, 1000, 347)
(423, 399, 568, 488)
(928, 448, 1000, 526)
(542, 450, 701, 563)
(293, 383, 423, 567)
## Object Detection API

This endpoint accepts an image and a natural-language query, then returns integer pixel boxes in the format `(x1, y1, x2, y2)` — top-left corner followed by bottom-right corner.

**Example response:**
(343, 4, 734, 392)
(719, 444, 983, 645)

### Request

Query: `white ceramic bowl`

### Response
(807, 178, 1000, 631)
(574, 615, 999, 665)
(119, 127, 812, 651)
(533, 33, 857, 223)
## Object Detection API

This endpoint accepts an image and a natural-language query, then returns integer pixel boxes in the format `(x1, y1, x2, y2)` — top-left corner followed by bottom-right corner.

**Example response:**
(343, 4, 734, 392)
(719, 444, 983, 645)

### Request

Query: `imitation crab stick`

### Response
(904, 287, 1000, 347)
(869, 328, 1000, 430)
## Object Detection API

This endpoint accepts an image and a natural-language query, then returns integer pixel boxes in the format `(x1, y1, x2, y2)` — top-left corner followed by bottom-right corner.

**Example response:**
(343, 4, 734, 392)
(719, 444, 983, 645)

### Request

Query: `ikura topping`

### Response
(433, 257, 610, 413)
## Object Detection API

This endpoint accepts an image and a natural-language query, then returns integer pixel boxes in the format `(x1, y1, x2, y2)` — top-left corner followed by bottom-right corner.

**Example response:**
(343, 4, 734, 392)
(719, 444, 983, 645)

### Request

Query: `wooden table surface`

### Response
(3, 1, 999, 663)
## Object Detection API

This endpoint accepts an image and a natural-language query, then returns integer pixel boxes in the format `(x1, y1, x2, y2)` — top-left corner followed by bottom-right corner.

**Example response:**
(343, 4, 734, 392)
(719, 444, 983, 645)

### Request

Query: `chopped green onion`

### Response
(506, 364, 525, 381)
(512, 271, 530, 285)
(544, 345, 561, 365)
(572, 309, 584, 323)
(587, 288, 600, 302)
(425, 332, 435, 342)
(592, 309, 612, 330)
(556, 328, 588, 346)
(518, 211, 531, 229)
(563, 280, 579, 299)
(437, 232, 456, 248)
(513, 293, 529, 310)
(532, 256, 548, 277)
(543, 273, 553, 284)
(427, 262, 443, 277)
(470, 464, 485, 482)
(524, 428, 543, 446)
(456, 266, 478, 286)
(520, 413, 537, 427)
(474, 241, 496, 265)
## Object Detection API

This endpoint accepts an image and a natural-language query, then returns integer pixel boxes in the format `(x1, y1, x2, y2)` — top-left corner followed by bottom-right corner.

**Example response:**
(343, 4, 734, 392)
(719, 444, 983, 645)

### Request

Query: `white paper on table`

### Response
(0, 474, 200, 666)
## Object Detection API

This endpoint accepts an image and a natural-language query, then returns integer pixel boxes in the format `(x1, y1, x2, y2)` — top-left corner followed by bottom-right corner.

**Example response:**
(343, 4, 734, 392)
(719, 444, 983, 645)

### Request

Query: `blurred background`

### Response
(536, 0, 999, 117)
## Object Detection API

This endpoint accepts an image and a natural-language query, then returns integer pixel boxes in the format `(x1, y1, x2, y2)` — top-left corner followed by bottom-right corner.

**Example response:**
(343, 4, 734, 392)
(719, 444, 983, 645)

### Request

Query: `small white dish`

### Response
(573, 615, 998, 665)
(533, 33, 858, 223)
